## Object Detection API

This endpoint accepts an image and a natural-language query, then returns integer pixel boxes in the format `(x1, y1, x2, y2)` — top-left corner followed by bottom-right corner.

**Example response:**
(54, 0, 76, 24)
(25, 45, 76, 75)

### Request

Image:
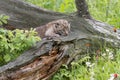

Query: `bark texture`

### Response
(75, 0, 91, 18)
(0, 0, 120, 80)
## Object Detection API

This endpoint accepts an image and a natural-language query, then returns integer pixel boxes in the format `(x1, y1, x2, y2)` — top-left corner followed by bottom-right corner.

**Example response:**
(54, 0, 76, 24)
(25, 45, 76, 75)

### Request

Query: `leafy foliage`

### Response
(0, 14, 9, 26)
(52, 49, 120, 80)
(0, 28, 40, 66)
(24, 0, 76, 13)
(0, 14, 41, 66)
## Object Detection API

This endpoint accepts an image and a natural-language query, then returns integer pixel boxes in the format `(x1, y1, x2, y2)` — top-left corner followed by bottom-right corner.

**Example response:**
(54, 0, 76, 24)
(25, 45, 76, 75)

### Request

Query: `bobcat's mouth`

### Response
(56, 30, 67, 36)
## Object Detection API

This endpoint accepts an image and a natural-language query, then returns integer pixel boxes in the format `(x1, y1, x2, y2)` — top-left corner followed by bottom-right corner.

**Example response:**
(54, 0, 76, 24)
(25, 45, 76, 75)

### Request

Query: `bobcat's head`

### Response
(53, 19, 70, 36)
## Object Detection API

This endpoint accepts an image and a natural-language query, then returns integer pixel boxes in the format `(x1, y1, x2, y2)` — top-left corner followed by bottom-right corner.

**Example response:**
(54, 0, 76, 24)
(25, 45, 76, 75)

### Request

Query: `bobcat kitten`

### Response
(35, 19, 70, 38)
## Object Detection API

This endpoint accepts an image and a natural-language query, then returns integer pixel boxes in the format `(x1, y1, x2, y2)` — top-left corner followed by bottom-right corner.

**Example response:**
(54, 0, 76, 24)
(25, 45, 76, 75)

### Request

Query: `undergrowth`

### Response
(0, 15, 41, 66)
(52, 49, 120, 80)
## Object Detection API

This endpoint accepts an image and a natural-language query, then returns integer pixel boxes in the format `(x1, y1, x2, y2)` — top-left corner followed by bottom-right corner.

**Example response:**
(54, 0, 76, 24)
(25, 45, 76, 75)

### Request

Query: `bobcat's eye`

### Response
(56, 23, 59, 25)
(55, 23, 59, 28)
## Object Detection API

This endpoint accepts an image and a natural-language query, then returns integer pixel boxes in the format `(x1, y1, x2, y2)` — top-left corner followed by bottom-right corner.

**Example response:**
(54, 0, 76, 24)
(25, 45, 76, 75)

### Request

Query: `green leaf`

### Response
(4, 54, 11, 62)
(0, 21, 3, 26)
(3, 16, 9, 20)
(2, 19, 7, 24)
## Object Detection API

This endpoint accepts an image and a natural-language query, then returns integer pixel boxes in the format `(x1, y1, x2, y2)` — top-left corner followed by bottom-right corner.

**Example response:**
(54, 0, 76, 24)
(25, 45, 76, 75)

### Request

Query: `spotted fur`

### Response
(35, 19, 70, 38)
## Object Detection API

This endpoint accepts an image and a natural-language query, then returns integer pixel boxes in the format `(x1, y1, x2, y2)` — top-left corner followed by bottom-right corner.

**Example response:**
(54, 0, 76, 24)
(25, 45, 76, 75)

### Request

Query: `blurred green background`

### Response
(24, 0, 120, 28)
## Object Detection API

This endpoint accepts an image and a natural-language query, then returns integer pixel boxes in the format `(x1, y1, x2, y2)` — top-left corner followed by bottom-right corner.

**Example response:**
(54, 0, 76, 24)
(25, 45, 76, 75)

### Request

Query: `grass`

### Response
(23, 0, 120, 79)
(24, 0, 120, 28)
(24, 0, 76, 13)
(52, 49, 120, 80)
(87, 0, 120, 28)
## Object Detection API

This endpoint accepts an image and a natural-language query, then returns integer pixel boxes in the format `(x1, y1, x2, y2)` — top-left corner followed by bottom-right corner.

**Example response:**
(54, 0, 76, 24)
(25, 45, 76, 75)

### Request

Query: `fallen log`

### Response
(0, 0, 120, 80)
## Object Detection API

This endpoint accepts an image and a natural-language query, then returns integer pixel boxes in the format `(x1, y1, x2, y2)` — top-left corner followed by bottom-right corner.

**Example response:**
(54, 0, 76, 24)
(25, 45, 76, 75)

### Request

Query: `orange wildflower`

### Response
(113, 27, 117, 32)
(85, 43, 91, 47)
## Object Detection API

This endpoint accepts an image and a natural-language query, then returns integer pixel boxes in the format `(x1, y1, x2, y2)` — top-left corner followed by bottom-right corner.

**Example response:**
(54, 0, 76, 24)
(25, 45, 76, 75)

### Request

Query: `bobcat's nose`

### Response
(63, 33, 67, 36)
(64, 31, 69, 36)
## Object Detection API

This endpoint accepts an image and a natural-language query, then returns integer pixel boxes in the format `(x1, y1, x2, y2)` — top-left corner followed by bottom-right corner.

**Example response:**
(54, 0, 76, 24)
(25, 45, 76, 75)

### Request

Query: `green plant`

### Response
(0, 14, 41, 66)
(52, 56, 91, 80)
(0, 28, 40, 66)
(52, 49, 120, 80)
(24, 0, 76, 13)
(86, 0, 120, 28)
(0, 14, 9, 26)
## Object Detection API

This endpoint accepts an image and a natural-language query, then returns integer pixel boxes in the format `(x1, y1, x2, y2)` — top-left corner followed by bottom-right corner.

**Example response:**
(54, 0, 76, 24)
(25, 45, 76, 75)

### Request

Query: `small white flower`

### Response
(114, 42, 118, 45)
(108, 76, 114, 80)
(102, 66, 104, 71)
(90, 63, 95, 67)
(108, 52, 114, 59)
(25, 30, 29, 33)
(108, 74, 118, 80)
(106, 49, 110, 52)
(86, 62, 91, 67)
(91, 72, 95, 75)
(90, 77, 94, 80)
(102, 53, 106, 57)
(86, 62, 95, 67)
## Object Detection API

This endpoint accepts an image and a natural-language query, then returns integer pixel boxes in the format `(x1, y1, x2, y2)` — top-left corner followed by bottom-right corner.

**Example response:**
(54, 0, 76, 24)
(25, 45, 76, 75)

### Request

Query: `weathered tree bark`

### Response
(0, 0, 120, 80)
(75, 0, 92, 18)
